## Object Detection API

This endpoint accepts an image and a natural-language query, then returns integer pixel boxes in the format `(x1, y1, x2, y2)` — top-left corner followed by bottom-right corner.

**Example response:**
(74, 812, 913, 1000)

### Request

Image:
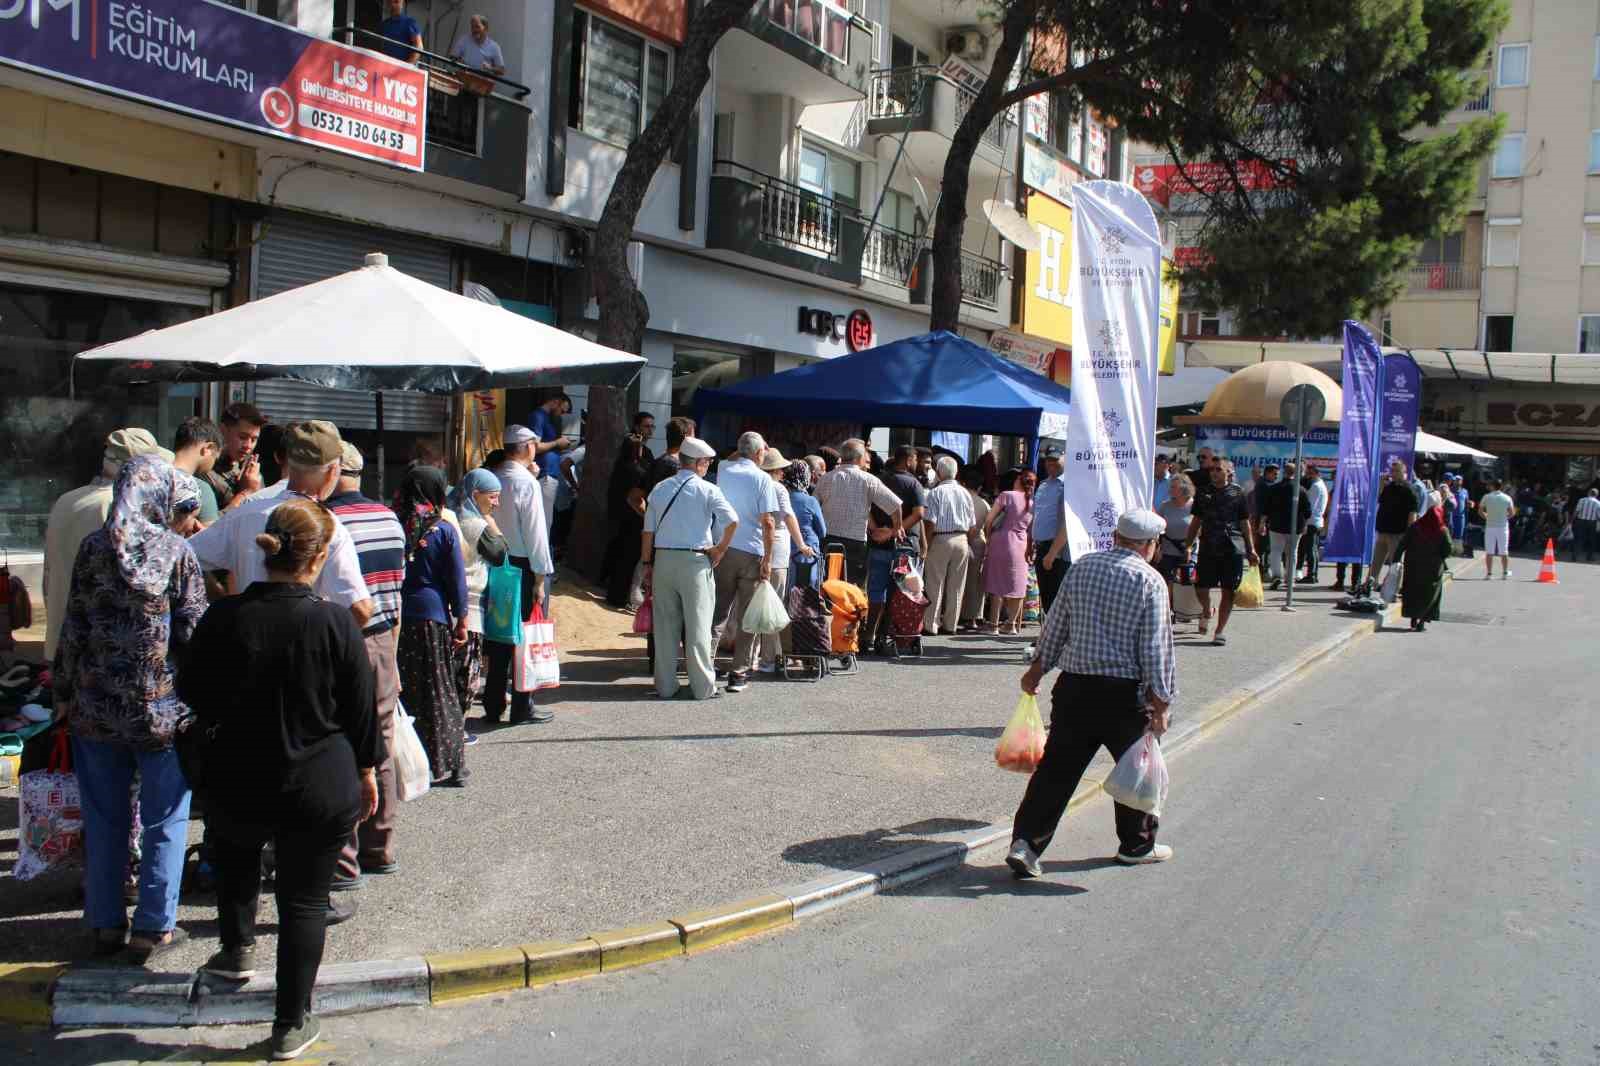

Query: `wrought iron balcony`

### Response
(867, 66, 1017, 166)
(1405, 262, 1480, 293)
(861, 224, 1005, 312)
(708, 161, 866, 283)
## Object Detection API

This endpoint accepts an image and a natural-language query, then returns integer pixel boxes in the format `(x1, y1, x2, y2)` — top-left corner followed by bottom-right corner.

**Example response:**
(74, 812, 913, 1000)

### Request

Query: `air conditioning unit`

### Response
(945, 28, 987, 61)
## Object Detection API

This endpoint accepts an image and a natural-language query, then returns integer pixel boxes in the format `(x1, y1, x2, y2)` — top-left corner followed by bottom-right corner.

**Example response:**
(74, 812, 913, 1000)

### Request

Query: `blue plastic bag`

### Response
(482, 558, 523, 645)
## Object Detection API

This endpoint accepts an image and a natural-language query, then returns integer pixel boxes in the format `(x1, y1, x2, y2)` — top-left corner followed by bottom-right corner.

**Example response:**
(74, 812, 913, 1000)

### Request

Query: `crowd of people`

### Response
(22, 392, 1584, 1055)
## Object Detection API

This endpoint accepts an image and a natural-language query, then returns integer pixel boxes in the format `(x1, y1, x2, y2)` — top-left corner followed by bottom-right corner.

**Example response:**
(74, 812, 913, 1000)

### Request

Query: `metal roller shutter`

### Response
(252, 213, 453, 431)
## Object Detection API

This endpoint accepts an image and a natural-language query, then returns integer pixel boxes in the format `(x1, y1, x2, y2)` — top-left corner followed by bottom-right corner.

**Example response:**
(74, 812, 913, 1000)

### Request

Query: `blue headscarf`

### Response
(454, 467, 502, 520)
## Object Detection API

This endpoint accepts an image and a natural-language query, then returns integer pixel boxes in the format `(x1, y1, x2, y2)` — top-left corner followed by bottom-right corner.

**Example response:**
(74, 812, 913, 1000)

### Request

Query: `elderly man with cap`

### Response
(641, 437, 738, 700)
(189, 421, 373, 629)
(323, 442, 409, 888)
(1007, 507, 1177, 878)
(483, 425, 556, 725)
(43, 427, 170, 659)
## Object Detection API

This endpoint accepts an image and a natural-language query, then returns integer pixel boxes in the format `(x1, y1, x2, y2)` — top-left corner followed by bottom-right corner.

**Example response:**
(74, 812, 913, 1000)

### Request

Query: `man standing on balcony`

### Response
(378, 0, 424, 65)
(450, 14, 506, 76)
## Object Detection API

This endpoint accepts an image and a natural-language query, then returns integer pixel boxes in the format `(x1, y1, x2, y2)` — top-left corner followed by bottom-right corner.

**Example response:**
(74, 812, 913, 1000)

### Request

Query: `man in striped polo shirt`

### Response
(326, 442, 408, 889)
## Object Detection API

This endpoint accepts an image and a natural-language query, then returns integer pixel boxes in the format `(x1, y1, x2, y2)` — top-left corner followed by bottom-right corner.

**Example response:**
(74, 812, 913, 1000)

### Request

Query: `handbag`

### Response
(392, 700, 431, 802)
(513, 600, 560, 692)
(482, 556, 523, 645)
(632, 595, 653, 634)
(14, 730, 83, 881)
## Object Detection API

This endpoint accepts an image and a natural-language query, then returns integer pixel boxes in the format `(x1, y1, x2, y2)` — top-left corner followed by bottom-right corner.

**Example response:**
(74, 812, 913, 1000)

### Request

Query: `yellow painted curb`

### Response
(521, 938, 601, 988)
(0, 962, 64, 1026)
(589, 922, 683, 972)
(425, 947, 529, 1004)
(669, 894, 795, 955)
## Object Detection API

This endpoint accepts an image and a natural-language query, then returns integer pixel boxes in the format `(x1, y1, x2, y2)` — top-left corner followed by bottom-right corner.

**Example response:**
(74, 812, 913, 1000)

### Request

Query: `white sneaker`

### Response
(1502, 570, 1512, 580)
(1115, 843, 1174, 865)
(1006, 839, 1042, 879)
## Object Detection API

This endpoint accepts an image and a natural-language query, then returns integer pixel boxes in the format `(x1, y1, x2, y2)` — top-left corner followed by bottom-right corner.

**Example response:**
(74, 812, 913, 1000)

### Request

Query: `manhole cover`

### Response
(1436, 611, 1505, 626)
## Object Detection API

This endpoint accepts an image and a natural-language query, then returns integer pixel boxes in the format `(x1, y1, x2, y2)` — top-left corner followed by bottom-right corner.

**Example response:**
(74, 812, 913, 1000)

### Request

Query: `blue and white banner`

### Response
(1377, 352, 1422, 476)
(1060, 181, 1163, 558)
(1323, 320, 1383, 564)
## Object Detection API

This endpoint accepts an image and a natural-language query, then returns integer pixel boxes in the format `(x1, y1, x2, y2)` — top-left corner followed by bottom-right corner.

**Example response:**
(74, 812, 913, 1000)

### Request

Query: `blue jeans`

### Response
(72, 737, 191, 933)
(866, 545, 896, 604)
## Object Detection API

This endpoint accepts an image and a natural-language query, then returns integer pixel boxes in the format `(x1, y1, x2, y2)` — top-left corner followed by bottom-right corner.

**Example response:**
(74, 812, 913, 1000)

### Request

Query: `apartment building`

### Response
(0, 0, 1141, 557)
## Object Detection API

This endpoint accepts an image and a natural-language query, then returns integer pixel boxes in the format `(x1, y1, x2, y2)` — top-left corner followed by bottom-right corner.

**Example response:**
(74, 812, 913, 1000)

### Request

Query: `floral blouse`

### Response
(54, 531, 208, 750)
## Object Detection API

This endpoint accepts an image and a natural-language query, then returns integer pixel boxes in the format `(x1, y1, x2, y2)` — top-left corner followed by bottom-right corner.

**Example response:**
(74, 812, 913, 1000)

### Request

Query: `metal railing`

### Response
(869, 65, 938, 120)
(334, 25, 531, 99)
(953, 83, 1017, 153)
(861, 223, 1004, 311)
(715, 160, 847, 259)
(958, 248, 1004, 310)
(1406, 262, 1481, 293)
(1461, 89, 1493, 112)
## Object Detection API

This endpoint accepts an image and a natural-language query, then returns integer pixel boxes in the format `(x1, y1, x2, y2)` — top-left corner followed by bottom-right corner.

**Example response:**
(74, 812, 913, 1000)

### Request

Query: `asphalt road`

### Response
(17, 563, 1599, 1065)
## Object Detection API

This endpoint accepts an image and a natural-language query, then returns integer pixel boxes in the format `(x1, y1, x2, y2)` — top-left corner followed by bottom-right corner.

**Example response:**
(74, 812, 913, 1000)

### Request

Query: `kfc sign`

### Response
(798, 306, 874, 351)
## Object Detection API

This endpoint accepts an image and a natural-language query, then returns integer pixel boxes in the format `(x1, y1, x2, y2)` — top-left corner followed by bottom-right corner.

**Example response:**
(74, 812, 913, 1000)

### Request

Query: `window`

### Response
(1380, 315, 1395, 344)
(1483, 314, 1514, 350)
(569, 9, 673, 148)
(768, 0, 850, 61)
(1496, 43, 1529, 87)
(1582, 316, 1600, 353)
(1492, 134, 1524, 179)
(890, 35, 930, 69)
(1417, 230, 1465, 264)
(1595, 36, 1600, 80)
(1591, 131, 1600, 174)
(1047, 90, 1084, 163)
(798, 142, 859, 209)
(881, 188, 924, 234)
(1486, 224, 1520, 266)
(1199, 312, 1222, 337)
(713, 113, 735, 162)
(1584, 225, 1600, 266)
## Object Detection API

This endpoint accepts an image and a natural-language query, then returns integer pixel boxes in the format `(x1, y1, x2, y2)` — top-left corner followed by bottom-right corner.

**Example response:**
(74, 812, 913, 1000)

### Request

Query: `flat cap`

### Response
(1117, 507, 1166, 541)
(503, 424, 536, 445)
(1041, 446, 1063, 459)
(283, 420, 343, 467)
(339, 441, 365, 474)
(679, 436, 716, 460)
(104, 427, 161, 464)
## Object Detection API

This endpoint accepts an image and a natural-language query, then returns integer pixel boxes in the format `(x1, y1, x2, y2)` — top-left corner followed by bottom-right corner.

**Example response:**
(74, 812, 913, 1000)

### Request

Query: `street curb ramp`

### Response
(6, 593, 1415, 1029)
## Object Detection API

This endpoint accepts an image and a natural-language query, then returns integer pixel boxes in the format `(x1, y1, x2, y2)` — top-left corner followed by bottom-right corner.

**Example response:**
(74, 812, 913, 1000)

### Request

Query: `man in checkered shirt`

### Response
(1007, 507, 1177, 878)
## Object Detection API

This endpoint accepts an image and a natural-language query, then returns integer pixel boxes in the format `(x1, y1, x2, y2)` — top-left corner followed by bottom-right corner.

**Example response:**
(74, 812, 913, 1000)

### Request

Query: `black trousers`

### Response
(1034, 546, 1068, 617)
(482, 556, 544, 722)
(209, 743, 358, 1027)
(1334, 561, 1365, 586)
(1012, 673, 1158, 858)
(1573, 518, 1597, 561)
(824, 536, 868, 586)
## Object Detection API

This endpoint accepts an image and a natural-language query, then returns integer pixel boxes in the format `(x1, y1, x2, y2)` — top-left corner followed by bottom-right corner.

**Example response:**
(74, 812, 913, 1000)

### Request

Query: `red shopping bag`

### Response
(14, 731, 83, 881)
(513, 601, 560, 692)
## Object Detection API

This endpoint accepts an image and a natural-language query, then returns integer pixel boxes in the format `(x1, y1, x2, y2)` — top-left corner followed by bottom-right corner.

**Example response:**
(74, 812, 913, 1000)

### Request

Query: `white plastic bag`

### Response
(1379, 563, 1402, 604)
(1104, 732, 1168, 817)
(743, 581, 790, 635)
(393, 701, 431, 803)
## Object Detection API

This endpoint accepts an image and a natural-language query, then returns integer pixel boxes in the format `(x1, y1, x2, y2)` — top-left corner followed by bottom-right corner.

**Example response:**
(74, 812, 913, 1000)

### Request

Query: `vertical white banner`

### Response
(1060, 180, 1163, 559)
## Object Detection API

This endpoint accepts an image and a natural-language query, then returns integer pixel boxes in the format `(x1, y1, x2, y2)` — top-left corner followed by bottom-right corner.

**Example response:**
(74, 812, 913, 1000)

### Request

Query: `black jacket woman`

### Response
(177, 497, 379, 1061)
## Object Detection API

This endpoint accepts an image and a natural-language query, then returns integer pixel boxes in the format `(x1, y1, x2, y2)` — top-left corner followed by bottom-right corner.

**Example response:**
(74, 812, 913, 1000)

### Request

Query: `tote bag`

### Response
(482, 557, 523, 645)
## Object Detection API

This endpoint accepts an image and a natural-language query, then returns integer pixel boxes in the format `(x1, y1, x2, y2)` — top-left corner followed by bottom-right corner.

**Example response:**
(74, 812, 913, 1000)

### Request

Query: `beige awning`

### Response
(1182, 340, 1600, 386)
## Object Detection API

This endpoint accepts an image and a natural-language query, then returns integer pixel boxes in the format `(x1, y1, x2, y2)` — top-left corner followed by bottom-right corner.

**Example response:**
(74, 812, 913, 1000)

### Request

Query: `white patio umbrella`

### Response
(1414, 429, 1497, 460)
(74, 252, 644, 393)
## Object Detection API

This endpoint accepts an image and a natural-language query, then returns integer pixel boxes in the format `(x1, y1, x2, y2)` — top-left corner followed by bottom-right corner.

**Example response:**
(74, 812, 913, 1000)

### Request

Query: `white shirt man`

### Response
(921, 457, 976, 634)
(1478, 483, 1515, 578)
(450, 14, 506, 74)
(709, 432, 782, 690)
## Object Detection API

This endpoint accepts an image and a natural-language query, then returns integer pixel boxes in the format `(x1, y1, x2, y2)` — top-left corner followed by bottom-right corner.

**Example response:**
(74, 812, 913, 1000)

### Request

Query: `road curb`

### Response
(31, 606, 1390, 1029)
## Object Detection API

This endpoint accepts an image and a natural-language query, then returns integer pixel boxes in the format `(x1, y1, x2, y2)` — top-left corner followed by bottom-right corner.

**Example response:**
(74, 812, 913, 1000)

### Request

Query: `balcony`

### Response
(708, 162, 866, 283)
(861, 226, 1007, 313)
(720, 1, 874, 106)
(867, 67, 1017, 175)
(1405, 262, 1480, 294)
(1461, 89, 1493, 113)
(422, 76, 531, 197)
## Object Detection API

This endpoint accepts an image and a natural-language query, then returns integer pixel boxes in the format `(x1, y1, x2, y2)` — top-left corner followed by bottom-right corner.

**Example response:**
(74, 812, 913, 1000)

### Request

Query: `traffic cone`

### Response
(1537, 539, 1559, 584)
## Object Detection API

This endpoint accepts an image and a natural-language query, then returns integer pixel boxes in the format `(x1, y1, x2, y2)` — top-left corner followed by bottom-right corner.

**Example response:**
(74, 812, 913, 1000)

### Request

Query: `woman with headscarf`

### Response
(54, 454, 208, 963)
(453, 468, 508, 730)
(600, 434, 651, 608)
(1394, 491, 1455, 632)
(393, 467, 469, 784)
(784, 458, 827, 591)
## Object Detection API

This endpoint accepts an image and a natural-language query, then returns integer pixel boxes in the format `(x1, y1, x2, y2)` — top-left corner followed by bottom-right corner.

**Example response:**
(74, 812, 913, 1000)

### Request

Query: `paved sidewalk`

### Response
(0, 572, 1397, 975)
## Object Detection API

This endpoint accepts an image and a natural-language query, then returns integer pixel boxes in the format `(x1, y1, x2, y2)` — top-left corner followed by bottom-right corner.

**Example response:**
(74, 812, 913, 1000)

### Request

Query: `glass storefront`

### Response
(0, 284, 200, 552)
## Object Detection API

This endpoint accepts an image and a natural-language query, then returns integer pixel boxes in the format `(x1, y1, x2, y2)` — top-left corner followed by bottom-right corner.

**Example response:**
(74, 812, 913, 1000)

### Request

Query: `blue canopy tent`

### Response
(691, 331, 1071, 459)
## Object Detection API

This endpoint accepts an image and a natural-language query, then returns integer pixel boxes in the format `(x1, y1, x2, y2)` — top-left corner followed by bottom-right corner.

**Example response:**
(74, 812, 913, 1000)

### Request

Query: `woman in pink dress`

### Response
(982, 468, 1036, 634)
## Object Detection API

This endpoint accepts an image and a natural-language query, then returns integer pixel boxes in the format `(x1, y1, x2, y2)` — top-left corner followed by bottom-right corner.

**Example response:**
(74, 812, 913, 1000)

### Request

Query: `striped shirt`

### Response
(1033, 546, 1177, 706)
(1575, 495, 1600, 521)
(326, 491, 406, 635)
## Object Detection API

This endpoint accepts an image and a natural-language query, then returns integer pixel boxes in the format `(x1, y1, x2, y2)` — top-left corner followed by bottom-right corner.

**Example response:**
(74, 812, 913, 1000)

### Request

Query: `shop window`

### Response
(1483, 314, 1514, 350)
(1496, 43, 1529, 88)
(569, 9, 673, 148)
(1491, 134, 1524, 179)
(0, 285, 200, 552)
(1581, 315, 1600, 353)
(1486, 225, 1519, 267)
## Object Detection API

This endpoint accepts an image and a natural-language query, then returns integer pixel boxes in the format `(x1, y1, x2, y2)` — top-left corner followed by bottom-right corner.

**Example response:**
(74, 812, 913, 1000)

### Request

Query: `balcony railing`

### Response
(861, 224, 1004, 311)
(869, 66, 1017, 154)
(1461, 89, 1493, 112)
(715, 161, 848, 258)
(954, 84, 1017, 154)
(1406, 262, 1481, 293)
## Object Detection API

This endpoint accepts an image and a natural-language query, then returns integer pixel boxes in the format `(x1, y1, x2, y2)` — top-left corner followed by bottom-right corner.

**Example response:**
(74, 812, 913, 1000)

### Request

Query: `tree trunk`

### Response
(566, 0, 758, 579)
(928, 2, 1036, 333)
